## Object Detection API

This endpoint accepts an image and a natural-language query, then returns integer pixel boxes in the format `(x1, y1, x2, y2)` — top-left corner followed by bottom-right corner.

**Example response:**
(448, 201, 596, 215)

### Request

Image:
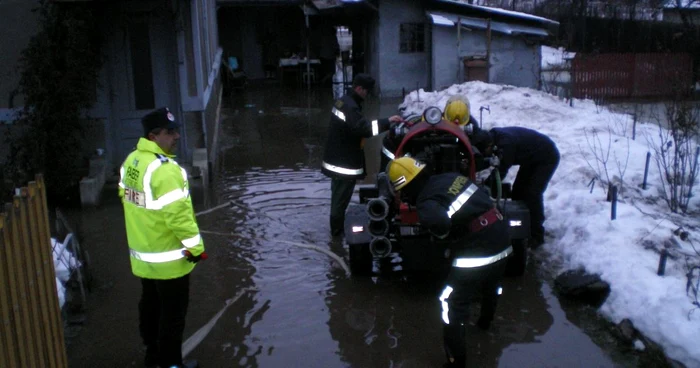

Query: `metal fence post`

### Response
(611, 185, 618, 220)
(642, 152, 651, 190)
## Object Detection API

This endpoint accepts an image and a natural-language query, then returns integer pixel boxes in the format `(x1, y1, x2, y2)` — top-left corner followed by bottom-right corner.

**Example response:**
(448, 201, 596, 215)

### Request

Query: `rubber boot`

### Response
(144, 345, 158, 368)
(443, 323, 466, 368)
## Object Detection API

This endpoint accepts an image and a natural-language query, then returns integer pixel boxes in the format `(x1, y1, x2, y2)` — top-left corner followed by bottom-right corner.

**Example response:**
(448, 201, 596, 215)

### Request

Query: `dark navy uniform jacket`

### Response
(322, 91, 390, 179)
(489, 127, 559, 179)
(416, 172, 511, 258)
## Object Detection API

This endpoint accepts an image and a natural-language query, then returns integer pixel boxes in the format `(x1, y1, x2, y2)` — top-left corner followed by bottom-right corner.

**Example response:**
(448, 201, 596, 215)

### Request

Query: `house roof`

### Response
(216, 0, 377, 11)
(427, 10, 551, 37)
(216, 0, 303, 5)
(428, 0, 559, 27)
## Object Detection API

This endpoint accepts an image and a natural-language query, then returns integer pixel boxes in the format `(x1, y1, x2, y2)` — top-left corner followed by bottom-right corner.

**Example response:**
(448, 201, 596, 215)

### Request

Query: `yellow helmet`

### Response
(386, 157, 426, 191)
(444, 95, 471, 126)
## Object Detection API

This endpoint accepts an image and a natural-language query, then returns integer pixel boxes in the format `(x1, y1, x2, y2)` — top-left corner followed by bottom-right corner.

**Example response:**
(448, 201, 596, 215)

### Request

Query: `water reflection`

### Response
(326, 275, 446, 368)
(203, 83, 619, 367)
(212, 166, 345, 367)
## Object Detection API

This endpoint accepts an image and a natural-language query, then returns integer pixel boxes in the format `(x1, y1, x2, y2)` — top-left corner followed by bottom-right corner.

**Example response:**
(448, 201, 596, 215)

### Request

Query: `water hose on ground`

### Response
(193, 201, 352, 275)
(200, 230, 351, 276)
(182, 288, 256, 357)
(195, 201, 235, 217)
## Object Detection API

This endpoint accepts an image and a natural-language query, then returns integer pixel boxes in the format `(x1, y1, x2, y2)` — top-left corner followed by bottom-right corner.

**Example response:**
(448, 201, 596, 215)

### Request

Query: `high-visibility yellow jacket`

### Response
(119, 138, 205, 279)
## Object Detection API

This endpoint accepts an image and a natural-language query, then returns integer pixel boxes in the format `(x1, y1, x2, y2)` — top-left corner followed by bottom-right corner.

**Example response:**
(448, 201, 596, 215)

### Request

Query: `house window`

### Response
(128, 19, 155, 110)
(399, 23, 425, 53)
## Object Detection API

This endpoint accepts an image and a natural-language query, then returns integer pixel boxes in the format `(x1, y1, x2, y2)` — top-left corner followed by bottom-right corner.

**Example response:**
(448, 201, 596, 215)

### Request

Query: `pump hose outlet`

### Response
(369, 236, 392, 258)
(367, 197, 390, 221)
(368, 219, 389, 237)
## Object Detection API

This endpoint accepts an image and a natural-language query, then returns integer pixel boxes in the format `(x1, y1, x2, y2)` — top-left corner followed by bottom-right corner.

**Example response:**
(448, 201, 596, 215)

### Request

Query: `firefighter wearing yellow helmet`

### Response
(387, 156, 426, 191)
(385, 156, 512, 368)
(444, 95, 471, 126)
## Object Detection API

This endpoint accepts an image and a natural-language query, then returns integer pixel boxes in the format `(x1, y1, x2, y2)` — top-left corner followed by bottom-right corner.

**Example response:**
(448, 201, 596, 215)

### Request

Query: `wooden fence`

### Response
(0, 175, 68, 368)
(572, 53, 693, 100)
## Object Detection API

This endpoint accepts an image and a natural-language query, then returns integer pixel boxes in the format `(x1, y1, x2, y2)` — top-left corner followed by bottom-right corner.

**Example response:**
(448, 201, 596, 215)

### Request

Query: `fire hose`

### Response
(193, 201, 351, 276)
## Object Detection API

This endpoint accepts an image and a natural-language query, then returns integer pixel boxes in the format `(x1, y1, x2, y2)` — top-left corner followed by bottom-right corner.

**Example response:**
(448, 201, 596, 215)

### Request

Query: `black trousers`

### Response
(441, 257, 508, 366)
(330, 177, 356, 236)
(510, 151, 560, 243)
(139, 274, 190, 367)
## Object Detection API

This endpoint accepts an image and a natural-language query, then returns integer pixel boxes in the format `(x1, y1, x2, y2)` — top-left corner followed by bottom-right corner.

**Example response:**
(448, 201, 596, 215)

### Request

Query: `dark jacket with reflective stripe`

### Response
(322, 91, 390, 179)
(416, 172, 510, 257)
(489, 127, 559, 179)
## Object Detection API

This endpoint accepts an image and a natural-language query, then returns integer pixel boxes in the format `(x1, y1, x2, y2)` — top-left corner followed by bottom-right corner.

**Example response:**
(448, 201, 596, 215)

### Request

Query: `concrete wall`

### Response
(432, 23, 541, 90)
(204, 78, 221, 157)
(366, 16, 380, 84)
(432, 25, 461, 91)
(488, 33, 540, 89)
(377, 0, 429, 97)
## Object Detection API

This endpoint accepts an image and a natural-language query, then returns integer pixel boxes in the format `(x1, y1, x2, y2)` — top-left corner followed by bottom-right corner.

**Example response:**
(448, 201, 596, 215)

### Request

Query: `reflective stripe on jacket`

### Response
(415, 172, 511, 257)
(322, 91, 390, 179)
(119, 138, 205, 279)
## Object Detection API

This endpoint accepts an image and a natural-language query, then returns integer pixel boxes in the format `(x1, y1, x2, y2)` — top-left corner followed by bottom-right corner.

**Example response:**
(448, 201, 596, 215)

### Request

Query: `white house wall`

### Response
(432, 23, 541, 91)
(377, 0, 429, 97)
(488, 32, 540, 89)
(432, 25, 461, 91)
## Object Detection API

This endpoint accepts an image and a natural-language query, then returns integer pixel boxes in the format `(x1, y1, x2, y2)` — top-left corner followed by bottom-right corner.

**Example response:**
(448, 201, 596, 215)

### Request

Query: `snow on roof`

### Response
(428, 11, 551, 37)
(434, 0, 560, 26)
(664, 0, 700, 9)
(429, 12, 455, 26)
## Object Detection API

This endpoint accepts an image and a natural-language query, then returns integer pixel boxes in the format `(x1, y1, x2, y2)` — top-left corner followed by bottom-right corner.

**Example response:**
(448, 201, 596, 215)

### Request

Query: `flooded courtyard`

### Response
(65, 81, 642, 368)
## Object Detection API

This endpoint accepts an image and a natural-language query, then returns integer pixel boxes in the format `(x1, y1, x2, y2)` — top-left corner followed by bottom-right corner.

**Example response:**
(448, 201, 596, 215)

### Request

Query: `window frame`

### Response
(399, 23, 425, 54)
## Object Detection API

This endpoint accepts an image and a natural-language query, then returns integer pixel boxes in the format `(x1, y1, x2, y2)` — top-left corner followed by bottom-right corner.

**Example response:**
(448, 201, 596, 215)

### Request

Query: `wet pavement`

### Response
(66, 81, 640, 367)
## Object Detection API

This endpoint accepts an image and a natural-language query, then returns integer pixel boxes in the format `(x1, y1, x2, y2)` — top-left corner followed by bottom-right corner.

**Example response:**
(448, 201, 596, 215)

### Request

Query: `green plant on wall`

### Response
(5, 0, 103, 204)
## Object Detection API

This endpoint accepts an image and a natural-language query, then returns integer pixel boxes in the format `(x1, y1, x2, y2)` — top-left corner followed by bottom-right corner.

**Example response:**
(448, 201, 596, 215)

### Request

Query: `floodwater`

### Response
(66, 81, 636, 368)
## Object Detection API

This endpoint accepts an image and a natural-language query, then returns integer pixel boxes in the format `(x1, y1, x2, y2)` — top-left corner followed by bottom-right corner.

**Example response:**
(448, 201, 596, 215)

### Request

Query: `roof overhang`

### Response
(215, 0, 377, 14)
(429, 0, 559, 27)
(428, 11, 551, 37)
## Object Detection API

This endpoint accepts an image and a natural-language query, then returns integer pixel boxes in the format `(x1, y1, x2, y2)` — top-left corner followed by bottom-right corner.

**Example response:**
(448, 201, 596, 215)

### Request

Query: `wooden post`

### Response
(36, 176, 68, 367)
(27, 182, 59, 367)
(8, 201, 36, 367)
(17, 191, 47, 368)
(0, 214, 20, 367)
(486, 18, 491, 82)
(457, 17, 461, 81)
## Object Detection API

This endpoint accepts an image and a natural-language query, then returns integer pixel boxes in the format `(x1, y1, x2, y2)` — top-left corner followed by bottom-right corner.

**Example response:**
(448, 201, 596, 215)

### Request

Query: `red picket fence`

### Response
(572, 53, 693, 100)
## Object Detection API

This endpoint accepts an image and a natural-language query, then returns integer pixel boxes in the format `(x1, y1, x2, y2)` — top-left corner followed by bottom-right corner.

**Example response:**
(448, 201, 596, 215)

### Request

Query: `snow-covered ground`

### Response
(399, 81, 700, 368)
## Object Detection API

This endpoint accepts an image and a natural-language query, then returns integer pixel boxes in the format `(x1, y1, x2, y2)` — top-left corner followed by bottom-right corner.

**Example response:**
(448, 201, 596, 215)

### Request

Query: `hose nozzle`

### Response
(367, 197, 390, 221)
(368, 219, 389, 237)
(369, 236, 392, 258)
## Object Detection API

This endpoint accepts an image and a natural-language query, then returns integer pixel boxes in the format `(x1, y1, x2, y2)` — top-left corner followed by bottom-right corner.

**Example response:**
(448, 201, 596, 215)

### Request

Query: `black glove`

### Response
(183, 250, 207, 263)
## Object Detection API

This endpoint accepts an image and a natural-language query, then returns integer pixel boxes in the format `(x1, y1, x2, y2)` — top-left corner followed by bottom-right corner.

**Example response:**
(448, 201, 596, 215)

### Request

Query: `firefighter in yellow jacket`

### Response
(119, 107, 204, 368)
